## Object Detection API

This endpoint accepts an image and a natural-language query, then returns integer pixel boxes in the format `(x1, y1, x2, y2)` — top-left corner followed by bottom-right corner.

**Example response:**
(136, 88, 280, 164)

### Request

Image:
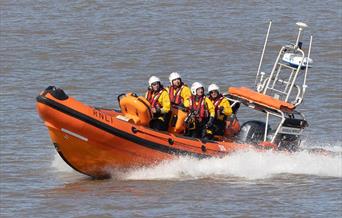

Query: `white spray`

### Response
(51, 143, 342, 180)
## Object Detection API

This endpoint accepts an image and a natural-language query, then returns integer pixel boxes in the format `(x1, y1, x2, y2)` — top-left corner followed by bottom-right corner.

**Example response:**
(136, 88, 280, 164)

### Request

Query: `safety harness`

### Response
(211, 95, 225, 119)
(146, 89, 165, 108)
(168, 84, 186, 105)
(189, 95, 209, 122)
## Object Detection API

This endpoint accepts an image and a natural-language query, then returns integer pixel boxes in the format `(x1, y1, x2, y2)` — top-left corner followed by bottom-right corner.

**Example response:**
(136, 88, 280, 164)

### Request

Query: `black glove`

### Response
(219, 106, 224, 114)
(190, 109, 198, 115)
(206, 117, 214, 128)
(178, 103, 187, 112)
(152, 107, 161, 115)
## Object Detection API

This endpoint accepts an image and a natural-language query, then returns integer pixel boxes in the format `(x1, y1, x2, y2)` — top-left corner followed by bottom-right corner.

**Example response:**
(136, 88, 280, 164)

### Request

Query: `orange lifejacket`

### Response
(189, 96, 208, 122)
(146, 89, 164, 108)
(169, 84, 185, 105)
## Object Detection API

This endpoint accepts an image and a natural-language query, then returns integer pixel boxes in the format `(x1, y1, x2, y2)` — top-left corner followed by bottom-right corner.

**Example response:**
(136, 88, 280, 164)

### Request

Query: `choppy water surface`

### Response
(1, 0, 341, 217)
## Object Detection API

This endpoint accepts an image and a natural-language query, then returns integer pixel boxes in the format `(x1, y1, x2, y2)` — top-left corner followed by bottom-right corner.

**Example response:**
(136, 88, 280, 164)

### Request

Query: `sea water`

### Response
(1, 0, 341, 217)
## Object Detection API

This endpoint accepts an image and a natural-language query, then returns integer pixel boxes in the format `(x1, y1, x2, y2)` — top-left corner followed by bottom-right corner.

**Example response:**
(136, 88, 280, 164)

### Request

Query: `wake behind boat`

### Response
(36, 22, 313, 178)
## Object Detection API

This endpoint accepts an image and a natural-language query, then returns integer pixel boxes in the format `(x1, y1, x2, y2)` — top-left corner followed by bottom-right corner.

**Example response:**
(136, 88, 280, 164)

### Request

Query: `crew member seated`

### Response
(184, 82, 215, 139)
(166, 72, 191, 107)
(207, 84, 233, 136)
(145, 76, 171, 131)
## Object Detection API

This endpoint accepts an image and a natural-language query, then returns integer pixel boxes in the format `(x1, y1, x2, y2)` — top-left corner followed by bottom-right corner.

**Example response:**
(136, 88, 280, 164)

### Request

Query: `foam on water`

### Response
(124, 149, 342, 180)
(51, 143, 342, 180)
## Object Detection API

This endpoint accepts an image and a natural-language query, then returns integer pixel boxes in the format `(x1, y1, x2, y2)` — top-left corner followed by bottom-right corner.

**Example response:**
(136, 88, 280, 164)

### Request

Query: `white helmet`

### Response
(191, 82, 204, 95)
(208, 83, 220, 93)
(148, 76, 161, 87)
(169, 72, 181, 84)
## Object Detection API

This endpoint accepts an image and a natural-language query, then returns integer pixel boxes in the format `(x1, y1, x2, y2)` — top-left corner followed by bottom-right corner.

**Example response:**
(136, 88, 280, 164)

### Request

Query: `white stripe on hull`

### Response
(61, 128, 88, 141)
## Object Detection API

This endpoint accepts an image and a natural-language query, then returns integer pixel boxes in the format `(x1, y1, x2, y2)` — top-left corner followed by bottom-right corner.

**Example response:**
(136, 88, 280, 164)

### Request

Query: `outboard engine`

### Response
(237, 120, 269, 144)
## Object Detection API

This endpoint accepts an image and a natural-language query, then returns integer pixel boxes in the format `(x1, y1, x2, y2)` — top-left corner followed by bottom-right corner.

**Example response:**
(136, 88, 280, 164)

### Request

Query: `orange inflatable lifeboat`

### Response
(37, 85, 311, 178)
(36, 23, 313, 178)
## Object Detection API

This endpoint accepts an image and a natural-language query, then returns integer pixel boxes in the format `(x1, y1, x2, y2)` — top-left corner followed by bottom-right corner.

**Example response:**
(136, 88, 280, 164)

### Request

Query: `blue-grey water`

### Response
(1, 0, 341, 217)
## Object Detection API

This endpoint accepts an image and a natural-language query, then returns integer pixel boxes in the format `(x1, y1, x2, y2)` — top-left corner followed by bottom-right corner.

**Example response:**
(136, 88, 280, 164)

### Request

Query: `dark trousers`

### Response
(149, 113, 170, 131)
(184, 120, 213, 139)
(213, 119, 226, 136)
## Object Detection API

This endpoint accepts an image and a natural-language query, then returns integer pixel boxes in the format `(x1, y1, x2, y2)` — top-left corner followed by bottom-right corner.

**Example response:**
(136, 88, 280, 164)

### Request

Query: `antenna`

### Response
(295, 22, 308, 48)
(302, 35, 313, 98)
(255, 20, 272, 86)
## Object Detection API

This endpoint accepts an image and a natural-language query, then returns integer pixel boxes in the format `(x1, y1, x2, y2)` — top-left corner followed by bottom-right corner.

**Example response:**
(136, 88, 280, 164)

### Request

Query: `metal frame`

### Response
(228, 22, 312, 146)
(225, 95, 305, 146)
